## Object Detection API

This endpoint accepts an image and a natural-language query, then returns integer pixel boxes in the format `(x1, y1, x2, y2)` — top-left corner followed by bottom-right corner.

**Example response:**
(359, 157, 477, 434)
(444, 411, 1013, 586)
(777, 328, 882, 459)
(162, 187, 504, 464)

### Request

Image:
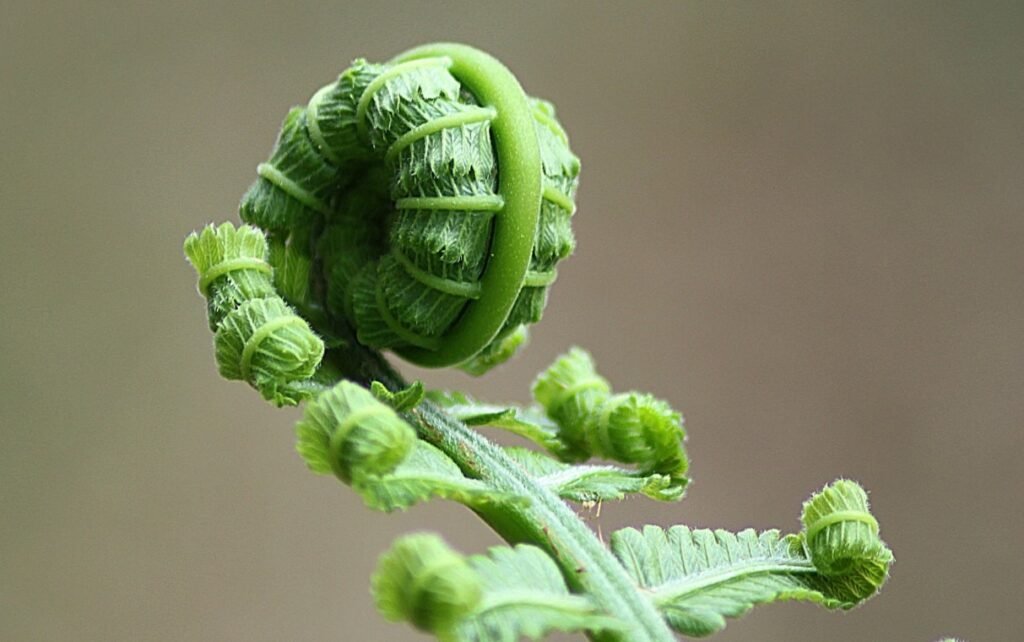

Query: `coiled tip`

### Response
(591, 393, 687, 476)
(184, 223, 276, 329)
(532, 349, 688, 478)
(801, 479, 893, 603)
(214, 296, 324, 406)
(372, 533, 482, 635)
(295, 381, 417, 483)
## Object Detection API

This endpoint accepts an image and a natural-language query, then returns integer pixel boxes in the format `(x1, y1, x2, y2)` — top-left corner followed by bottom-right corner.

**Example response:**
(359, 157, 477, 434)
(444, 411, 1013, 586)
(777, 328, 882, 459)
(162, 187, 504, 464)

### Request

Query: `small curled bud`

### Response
(534, 349, 688, 480)
(295, 381, 417, 483)
(532, 347, 611, 457)
(372, 533, 482, 635)
(801, 479, 893, 602)
(183, 223, 276, 329)
(214, 296, 324, 406)
(589, 393, 687, 476)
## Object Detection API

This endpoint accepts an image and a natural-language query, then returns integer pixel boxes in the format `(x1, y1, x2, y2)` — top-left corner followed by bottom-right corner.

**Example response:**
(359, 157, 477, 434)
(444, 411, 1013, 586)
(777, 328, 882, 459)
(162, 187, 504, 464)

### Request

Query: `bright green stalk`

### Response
(348, 343, 677, 642)
(389, 43, 543, 367)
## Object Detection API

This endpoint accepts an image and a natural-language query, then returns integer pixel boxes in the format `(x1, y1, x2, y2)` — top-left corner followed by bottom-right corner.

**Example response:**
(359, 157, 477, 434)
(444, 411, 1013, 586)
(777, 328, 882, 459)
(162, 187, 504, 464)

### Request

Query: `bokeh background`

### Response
(2, 2, 1021, 640)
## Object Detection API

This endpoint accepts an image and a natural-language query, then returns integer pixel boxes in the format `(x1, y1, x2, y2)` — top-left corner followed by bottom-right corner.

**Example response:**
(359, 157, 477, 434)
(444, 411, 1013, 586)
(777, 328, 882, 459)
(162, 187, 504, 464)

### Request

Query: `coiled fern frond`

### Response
(183, 43, 894, 642)
(238, 44, 579, 372)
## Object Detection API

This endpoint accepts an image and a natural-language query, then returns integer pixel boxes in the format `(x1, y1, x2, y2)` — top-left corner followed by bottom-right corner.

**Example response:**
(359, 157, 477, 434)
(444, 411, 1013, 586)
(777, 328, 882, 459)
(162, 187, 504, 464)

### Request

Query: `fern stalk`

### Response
(418, 402, 675, 642)
(349, 342, 676, 642)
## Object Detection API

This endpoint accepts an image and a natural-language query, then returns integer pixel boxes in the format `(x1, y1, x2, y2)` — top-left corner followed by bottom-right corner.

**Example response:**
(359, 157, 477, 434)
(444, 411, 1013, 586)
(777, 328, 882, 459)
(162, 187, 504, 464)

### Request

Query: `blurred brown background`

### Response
(2, 1, 1021, 640)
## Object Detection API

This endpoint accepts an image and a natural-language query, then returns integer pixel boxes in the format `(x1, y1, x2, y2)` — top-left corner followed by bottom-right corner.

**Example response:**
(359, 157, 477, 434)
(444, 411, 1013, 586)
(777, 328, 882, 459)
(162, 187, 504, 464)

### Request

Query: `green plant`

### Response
(184, 43, 892, 641)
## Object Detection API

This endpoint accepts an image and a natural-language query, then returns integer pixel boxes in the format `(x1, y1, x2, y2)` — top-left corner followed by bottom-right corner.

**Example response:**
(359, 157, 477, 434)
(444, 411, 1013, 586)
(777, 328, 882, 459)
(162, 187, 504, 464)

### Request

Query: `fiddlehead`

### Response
(373, 533, 620, 642)
(184, 42, 893, 642)
(533, 348, 689, 483)
(238, 44, 579, 372)
(295, 380, 417, 483)
(373, 533, 483, 637)
(800, 479, 894, 597)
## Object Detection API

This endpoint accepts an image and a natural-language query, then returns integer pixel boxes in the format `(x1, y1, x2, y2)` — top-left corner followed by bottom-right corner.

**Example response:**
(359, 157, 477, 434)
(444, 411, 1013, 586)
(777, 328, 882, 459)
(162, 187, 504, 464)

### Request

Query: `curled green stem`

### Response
(389, 43, 543, 368)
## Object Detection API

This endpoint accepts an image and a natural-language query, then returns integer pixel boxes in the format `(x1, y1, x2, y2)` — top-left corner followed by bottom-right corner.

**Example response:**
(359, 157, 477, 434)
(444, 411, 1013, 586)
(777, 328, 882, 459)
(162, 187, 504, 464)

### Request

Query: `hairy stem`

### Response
(345, 345, 675, 642)
(415, 403, 674, 642)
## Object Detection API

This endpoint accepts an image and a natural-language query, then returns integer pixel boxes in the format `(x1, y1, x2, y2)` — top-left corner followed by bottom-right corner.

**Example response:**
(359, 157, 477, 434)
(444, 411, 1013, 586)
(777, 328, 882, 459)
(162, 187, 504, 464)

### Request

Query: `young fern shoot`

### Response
(184, 43, 892, 641)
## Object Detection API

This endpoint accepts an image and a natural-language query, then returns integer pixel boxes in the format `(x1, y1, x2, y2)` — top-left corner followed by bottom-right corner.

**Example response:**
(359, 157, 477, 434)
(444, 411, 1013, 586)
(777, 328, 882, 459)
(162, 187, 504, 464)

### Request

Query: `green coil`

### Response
(238, 44, 580, 372)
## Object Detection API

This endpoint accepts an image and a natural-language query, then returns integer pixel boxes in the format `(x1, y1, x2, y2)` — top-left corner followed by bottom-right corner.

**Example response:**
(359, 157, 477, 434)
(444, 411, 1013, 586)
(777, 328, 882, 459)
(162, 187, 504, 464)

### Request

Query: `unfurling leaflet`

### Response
(800, 479, 894, 600)
(372, 533, 483, 637)
(373, 533, 621, 642)
(593, 393, 687, 473)
(533, 348, 688, 483)
(609, 479, 893, 637)
(295, 380, 417, 483)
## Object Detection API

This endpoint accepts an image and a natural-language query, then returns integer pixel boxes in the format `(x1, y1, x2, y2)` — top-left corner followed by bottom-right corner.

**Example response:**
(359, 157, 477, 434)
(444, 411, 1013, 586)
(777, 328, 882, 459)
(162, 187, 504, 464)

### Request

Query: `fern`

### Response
(184, 43, 895, 642)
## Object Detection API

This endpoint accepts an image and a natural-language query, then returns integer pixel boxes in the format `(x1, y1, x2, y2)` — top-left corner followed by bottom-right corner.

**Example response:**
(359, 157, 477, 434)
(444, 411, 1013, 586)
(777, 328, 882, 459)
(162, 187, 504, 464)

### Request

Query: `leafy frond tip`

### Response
(610, 479, 892, 637)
